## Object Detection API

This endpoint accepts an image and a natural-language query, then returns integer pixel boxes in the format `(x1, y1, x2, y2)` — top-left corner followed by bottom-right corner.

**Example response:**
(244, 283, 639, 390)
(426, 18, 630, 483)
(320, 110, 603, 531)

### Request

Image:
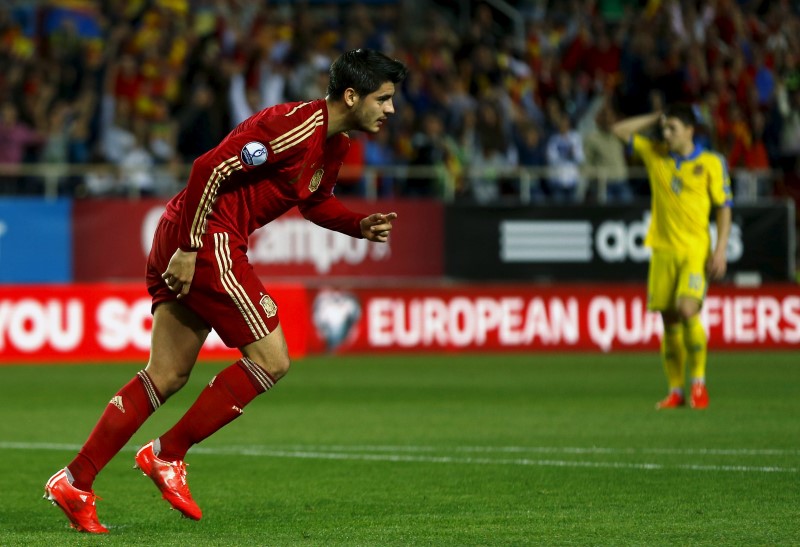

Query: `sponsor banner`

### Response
(3, 282, 797, 363)
(73, 199, 443, 281)
(446, 203, 794, 282)
(0, 283, 309, 363)
(0, 198, 71, 283)
(307, 284, 800, 353)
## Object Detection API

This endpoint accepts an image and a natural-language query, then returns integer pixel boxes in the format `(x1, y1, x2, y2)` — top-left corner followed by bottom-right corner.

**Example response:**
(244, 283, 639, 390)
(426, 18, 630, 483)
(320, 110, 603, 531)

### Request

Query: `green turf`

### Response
(0, 352, 798, 546)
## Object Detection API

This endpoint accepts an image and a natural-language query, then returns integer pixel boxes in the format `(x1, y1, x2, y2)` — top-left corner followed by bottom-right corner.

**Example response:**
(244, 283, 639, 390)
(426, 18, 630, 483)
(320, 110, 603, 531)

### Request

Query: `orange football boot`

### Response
(655, 391, 685, 410)
(690, 383, 709, 409)
(134, 441, 202, 520)
(44, 468, 108, 533)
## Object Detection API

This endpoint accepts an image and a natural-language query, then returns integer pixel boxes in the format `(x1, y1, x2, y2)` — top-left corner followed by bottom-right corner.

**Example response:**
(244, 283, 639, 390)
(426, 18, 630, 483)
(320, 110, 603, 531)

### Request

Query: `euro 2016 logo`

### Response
(241, 141, 268, 166)
(312, 290, 361, 352)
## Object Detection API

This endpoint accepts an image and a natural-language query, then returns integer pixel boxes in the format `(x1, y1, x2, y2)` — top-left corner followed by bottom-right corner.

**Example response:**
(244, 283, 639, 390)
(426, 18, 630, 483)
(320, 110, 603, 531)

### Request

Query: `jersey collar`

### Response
(669, 144, 703, 168)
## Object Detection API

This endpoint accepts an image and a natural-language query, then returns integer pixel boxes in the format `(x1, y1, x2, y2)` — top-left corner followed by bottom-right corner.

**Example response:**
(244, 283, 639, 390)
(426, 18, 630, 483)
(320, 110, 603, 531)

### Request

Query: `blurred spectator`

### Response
(227, 61, 260, 127)
(583, 105, 633, 204)
(119, 119, 156, 196)
(752, 47, 776, 107)
(40, 101, 72, 194)
(81, 153, 120, 197)
(512, 120, 547, 203)
(100, 99, 135, 165)
(584, 27, 621, 86)
(0, 101, 43, 193)
(68, 91, 96, 165)
(40, 102, 71, 165)
(546, 113, 584, 203)
(0, 101, 42, 166)
(336, 132, 366, 196)
(552, 70, 588, 125)
(407, 112, 460, 197)
(176, 84, 219, 161)
(0, 0, 798, 202)
(467, 99, 516, 202)
(363, 129, 397, 198)
(469, 140, 508, 204)
(777, 85, 800, 169)
(729, 111, 772, 200)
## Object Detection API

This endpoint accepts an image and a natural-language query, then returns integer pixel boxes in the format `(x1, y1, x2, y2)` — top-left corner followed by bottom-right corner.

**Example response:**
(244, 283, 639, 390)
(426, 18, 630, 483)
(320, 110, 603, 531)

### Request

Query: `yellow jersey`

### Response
(632, 134, 733, 255)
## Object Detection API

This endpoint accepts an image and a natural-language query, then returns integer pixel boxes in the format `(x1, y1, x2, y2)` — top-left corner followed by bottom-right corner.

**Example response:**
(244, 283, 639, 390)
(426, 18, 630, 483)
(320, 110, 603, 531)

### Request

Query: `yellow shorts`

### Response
(647, 248, 708, 312)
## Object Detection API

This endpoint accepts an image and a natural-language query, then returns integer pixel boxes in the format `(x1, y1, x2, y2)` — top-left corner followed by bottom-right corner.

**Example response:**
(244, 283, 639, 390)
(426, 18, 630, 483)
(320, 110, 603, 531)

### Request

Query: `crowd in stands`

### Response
(0, 0, 799, 205)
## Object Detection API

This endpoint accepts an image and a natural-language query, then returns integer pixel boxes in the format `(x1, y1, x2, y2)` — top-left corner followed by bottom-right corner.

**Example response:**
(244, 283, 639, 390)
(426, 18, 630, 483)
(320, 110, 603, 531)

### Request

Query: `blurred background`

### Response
(0, 0, 798, 361)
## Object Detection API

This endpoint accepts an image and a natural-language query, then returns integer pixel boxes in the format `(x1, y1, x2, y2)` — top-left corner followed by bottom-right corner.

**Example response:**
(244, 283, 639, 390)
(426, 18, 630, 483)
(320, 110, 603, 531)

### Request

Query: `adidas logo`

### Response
(110, 395, 125, 413)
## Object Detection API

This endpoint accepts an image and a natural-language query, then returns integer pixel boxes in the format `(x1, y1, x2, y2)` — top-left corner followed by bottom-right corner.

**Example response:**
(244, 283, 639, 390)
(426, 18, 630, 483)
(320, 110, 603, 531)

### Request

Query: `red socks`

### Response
(157, 358, 276, 462)
(68, 370, 163, 492)
(66, 359, 275, 490)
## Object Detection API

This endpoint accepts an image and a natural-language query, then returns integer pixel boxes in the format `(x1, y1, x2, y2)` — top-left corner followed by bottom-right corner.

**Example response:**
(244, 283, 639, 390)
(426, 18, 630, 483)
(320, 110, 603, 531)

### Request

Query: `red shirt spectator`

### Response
(728, 113, 770, 170)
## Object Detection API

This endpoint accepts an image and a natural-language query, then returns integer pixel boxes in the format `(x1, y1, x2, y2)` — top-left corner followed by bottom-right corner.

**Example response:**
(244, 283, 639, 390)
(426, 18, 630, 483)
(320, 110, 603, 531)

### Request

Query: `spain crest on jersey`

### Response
(670, 175, 683, 195)
(309, 169, 324, 192)
(260, 294, 277, 318)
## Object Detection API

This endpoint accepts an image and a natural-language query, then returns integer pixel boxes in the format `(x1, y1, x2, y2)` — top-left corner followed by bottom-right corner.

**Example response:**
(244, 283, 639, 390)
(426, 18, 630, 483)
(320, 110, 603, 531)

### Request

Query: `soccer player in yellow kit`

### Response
(613, 104, 732, 409)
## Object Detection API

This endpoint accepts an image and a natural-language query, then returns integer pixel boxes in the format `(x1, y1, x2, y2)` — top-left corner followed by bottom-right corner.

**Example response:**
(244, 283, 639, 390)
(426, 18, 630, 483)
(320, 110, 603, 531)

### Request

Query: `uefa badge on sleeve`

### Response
(241, 142, 268, 166)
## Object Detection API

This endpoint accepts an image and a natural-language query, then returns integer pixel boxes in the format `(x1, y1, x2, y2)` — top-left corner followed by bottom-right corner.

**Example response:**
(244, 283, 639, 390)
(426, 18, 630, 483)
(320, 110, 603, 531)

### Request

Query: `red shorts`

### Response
(146, 217, 280, 348)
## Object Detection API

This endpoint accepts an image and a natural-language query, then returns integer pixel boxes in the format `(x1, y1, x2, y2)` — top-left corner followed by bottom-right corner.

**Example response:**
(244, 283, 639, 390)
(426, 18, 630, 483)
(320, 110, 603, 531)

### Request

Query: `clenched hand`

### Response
(162, 248, 198, 298)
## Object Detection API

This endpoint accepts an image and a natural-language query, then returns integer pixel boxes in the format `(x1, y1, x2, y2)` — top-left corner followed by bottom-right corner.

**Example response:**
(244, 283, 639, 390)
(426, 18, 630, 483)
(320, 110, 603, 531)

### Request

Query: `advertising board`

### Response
(0, 198, 71, 283)
(446, 203, 795, 282)
(0, 283, 309, 362)
(73, 199, 444, 281)
(305, 284, 800, 353)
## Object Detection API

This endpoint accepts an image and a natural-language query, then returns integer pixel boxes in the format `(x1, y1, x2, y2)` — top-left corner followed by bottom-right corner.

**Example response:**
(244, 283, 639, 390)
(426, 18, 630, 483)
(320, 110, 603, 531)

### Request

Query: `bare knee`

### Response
(144, 363, 191, 398)
(241, 325, 291, 381)
(676, 299, 701, 323)
(252, 353, 291, 381)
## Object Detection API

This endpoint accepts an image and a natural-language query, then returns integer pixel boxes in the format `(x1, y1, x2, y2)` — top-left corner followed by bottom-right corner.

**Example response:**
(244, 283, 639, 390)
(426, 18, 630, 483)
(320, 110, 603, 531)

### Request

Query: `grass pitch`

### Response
(0, 352, 798, 546)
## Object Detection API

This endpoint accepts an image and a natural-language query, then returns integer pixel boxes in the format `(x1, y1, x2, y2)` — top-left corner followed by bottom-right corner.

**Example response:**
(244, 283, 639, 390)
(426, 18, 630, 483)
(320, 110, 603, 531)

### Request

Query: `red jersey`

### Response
(163, 99, 365, 251)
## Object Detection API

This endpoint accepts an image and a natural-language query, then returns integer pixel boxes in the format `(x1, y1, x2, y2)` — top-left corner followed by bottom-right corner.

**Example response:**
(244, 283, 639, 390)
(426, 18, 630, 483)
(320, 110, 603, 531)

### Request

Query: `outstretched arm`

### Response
(298, 195, 397, 242)
(611, 112, 661, 143)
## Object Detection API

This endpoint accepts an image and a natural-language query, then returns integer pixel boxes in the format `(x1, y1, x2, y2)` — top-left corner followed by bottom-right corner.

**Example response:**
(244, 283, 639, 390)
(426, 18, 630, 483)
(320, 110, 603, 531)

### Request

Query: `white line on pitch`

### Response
(2, 442, 795, 473)
(236, 444, 800, 457)
(190, 447, 796, 474)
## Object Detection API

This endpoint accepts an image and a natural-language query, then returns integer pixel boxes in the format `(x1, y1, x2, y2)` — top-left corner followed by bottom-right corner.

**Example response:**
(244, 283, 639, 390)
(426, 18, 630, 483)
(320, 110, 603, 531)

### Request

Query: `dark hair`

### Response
(663, 103, 698, 128)
(327, 48, 408, 99)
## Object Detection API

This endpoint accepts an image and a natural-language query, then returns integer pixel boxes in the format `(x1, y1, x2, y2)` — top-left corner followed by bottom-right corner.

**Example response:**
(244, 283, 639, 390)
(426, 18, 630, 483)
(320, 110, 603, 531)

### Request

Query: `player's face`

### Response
(352, 82, 397, 133)
(661, 116, 694, 154)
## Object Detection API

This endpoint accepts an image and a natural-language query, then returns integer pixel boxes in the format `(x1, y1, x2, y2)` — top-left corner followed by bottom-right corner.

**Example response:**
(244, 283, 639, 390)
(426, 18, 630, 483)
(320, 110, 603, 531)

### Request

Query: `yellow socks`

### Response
(684, 315, 707, 382)
(661, 324, 685, 391)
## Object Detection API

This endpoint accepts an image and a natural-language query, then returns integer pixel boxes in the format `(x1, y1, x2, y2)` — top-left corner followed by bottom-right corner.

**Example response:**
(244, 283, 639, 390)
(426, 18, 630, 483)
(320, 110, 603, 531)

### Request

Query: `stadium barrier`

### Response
(0, 163, 785, 204)
(0, 282, 798, 363)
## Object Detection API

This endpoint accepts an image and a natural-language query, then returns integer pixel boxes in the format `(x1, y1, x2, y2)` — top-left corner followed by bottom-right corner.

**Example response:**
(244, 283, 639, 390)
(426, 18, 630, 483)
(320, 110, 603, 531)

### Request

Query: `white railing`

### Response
(0, 163, 782, 204)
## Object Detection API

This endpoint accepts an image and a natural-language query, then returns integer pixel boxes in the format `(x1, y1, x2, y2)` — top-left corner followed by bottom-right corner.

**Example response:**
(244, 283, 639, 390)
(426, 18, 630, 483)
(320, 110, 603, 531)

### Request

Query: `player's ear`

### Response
(344, 88, 358, 108)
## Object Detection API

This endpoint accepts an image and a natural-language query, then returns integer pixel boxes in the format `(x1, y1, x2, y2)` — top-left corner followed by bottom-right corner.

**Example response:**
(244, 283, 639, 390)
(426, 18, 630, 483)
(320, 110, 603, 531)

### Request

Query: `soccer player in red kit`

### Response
(44, 48, 408, 533)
